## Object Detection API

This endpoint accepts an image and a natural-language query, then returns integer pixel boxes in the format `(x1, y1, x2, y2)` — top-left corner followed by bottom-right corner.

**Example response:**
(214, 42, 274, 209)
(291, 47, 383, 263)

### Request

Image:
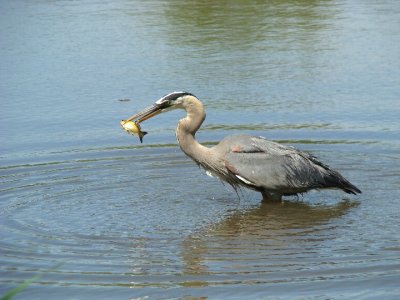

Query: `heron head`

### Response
(126, 91, 195, 123)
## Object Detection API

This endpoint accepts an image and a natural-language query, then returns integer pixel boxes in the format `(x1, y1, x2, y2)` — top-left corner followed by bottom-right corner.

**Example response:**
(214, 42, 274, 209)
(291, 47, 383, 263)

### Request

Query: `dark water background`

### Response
(1, 0, 399, 299)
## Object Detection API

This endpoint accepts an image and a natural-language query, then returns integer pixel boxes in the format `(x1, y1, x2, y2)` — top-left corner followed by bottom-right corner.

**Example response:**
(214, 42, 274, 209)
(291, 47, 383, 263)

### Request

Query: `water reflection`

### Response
(164, 0, 335, 49)
(161, 0, 340, 112)
(182, 200, 358, 279)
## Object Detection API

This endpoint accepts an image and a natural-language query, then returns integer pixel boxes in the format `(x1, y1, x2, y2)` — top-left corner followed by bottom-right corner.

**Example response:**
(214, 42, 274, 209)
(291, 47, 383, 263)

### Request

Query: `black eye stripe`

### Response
(161, 91, 194, 102)
(157, 101, 171, 109)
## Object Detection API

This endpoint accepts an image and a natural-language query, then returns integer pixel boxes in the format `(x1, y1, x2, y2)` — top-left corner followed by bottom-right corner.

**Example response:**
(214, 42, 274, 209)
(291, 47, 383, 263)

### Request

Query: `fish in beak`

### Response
(121, 91, 187, 142)
(120, 120, 147, 143)
(120, 103, 164, 143)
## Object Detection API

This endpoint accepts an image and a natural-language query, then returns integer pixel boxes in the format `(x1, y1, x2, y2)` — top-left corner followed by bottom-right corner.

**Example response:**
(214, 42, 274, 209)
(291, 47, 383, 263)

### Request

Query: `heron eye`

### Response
(160, 100, 172, 108)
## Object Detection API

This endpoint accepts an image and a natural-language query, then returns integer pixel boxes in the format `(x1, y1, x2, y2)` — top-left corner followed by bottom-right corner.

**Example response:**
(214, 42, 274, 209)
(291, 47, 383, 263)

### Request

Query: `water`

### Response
(1, 0, 399, 299)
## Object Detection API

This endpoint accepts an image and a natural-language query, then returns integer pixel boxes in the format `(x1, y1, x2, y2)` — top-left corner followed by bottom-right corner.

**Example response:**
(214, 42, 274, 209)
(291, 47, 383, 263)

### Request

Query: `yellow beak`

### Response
(126, 104, 162, 123)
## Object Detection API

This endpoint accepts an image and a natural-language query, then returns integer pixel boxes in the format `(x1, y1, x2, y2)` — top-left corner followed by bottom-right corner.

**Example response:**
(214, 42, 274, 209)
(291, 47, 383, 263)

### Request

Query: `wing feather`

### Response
(220, 135, 360, 195)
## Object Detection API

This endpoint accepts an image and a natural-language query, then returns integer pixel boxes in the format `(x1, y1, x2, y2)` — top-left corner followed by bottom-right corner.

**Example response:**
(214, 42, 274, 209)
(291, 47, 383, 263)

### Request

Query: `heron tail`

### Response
(341, 181, 362, 195)
(325, 171, 362, 195)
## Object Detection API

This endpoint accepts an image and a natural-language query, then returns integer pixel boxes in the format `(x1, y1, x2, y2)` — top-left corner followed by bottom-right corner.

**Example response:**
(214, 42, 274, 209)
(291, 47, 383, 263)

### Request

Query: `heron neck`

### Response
(176, 98, 210, 161)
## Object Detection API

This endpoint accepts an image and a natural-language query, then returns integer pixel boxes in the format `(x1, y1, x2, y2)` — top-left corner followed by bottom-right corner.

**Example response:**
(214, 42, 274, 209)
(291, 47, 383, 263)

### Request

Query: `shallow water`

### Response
(1, 0, 399, 299)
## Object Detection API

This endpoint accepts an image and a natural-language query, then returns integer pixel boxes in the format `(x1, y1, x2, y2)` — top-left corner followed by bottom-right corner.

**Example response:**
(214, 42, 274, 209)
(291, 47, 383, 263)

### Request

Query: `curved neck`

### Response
(176, 96, 210, 161)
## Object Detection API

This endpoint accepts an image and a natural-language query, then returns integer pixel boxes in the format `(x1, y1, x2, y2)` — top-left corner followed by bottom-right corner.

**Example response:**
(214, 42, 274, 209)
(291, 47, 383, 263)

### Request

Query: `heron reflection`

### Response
(181, 200, 359, 277)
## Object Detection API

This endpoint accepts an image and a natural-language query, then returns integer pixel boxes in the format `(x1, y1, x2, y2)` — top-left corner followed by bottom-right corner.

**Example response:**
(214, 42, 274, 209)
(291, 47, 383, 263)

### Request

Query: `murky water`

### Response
(1, 0, 399, 299)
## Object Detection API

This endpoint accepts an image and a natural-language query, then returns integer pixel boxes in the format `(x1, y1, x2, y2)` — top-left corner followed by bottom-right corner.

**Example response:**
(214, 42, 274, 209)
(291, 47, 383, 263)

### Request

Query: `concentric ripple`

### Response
(1, 143, 400, 299)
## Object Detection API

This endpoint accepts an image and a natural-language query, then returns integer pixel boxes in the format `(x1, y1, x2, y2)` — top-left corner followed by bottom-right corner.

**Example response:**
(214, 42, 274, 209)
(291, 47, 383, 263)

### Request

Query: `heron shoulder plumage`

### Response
(214, 134, 361, 199)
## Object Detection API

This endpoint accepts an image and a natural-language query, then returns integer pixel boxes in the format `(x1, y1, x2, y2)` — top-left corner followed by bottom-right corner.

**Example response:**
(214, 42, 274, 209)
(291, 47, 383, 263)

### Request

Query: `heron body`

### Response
(126, 92, 361, 201)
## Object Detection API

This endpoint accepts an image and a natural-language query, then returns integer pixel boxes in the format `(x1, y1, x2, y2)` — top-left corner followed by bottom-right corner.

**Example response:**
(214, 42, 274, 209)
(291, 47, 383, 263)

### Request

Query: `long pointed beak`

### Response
(126, 104, 162, 123)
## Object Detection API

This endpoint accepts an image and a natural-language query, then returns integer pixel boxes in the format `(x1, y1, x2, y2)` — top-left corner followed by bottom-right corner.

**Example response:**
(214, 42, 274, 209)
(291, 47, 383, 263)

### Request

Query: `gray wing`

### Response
(219, 135, 360, 195)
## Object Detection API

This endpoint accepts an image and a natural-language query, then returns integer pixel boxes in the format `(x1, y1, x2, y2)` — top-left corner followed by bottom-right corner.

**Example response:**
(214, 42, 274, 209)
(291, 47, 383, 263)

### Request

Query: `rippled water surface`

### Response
(1, 0, 399, 299)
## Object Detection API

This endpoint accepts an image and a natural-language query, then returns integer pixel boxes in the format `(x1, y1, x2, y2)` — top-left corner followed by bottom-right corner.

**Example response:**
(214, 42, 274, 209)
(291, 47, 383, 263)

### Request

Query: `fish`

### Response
(120, 120, 147, 143)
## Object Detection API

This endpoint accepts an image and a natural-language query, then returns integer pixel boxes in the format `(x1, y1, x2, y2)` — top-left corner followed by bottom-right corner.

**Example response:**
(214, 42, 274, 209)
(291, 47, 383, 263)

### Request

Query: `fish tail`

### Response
(139, 132, 147, 143)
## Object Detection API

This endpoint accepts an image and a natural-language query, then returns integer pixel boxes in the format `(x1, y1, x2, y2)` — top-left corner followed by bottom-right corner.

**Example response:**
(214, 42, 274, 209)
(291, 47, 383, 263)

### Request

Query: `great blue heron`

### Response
(126, 91, 361, 201)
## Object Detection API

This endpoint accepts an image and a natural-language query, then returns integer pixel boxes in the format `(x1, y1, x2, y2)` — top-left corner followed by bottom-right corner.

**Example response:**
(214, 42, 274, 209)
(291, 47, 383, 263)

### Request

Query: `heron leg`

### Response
(261, 191, 282, 202)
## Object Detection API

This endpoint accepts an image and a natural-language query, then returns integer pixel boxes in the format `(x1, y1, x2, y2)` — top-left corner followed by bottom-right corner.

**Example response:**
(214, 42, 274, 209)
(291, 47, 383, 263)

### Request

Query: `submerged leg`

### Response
(261, 191, 282, 202)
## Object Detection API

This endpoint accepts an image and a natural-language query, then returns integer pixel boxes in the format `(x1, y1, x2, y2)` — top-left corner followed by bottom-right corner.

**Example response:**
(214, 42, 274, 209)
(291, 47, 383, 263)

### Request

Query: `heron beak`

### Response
(126, 104, 163, 123)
